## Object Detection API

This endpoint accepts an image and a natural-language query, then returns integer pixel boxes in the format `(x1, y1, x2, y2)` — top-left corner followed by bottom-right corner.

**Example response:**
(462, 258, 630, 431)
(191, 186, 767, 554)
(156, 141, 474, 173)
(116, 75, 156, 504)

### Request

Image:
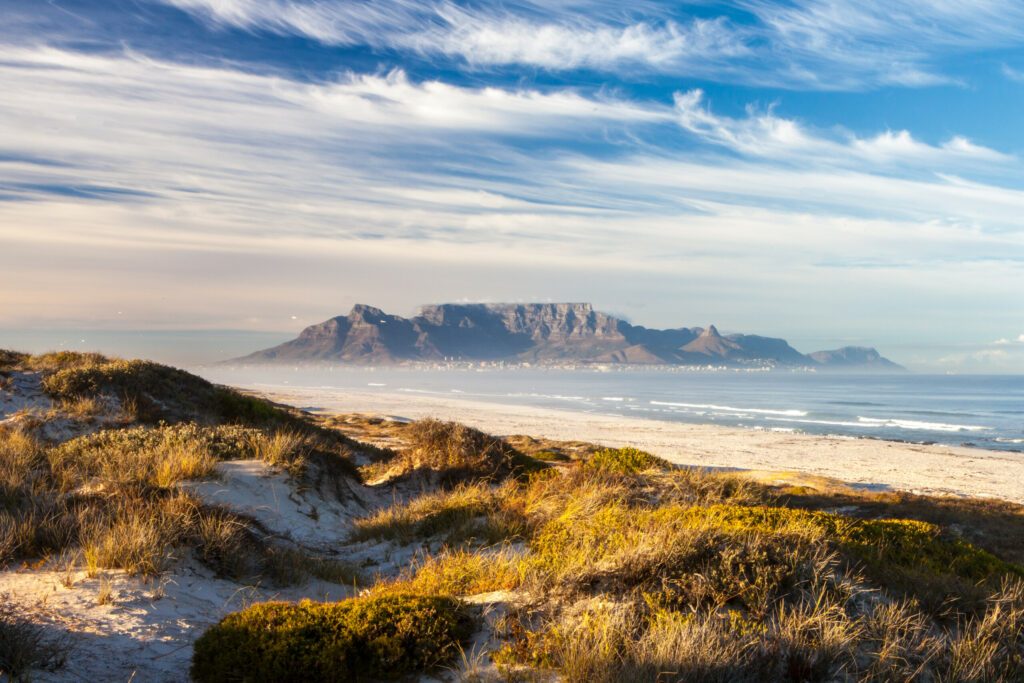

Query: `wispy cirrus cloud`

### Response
(672, 89, 1014, 168)
(161, 0, 754, 75)
(155, 0, 1024, 89)
(2, 46, 1022, 335)
(1002, 64, 1024, 83)
(739, 0, 1024, 86)
(411, 9, 749, 71)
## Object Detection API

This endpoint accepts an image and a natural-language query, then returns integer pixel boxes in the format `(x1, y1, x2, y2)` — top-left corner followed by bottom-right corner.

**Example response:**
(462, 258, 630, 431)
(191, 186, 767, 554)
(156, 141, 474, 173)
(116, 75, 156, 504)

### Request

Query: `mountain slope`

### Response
(235, 303, 904, 370)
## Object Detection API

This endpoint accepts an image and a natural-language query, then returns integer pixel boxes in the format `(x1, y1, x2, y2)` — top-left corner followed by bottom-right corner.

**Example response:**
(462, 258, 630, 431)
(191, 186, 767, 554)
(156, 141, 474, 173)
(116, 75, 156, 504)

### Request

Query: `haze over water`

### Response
(202, 367, 1024, 453)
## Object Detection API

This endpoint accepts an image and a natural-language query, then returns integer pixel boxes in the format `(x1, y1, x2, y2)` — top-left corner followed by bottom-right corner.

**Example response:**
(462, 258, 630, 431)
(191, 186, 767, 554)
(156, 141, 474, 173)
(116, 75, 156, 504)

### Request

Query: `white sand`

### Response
(259, 386, 1024, 504)
(0, 459, 364, 682)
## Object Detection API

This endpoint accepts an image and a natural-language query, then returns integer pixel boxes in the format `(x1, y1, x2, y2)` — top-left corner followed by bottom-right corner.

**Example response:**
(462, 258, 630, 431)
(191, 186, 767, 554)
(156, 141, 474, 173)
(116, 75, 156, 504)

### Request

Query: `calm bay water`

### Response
(200, 366, 1024, 453)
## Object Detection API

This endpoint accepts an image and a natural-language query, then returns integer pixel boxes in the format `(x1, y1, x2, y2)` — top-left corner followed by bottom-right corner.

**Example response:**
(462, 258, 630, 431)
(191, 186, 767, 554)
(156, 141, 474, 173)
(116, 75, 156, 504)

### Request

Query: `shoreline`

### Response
(248, 384, 1024, 504)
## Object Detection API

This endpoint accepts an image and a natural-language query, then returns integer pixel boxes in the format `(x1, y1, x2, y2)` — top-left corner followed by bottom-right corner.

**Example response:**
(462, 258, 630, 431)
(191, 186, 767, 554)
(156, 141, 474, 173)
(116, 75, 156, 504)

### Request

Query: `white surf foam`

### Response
(768, 417, 867, 428)
(651, 400, 807, 417)
(768, 416, 990, 433)
(856, 416, 989, 432)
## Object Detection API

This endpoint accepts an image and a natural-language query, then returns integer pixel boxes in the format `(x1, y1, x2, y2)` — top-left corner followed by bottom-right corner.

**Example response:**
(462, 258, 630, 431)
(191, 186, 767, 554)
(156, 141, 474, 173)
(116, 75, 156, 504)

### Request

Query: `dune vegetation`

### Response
(334, 417, 1024, 682)
(2, 351, 1024, 681)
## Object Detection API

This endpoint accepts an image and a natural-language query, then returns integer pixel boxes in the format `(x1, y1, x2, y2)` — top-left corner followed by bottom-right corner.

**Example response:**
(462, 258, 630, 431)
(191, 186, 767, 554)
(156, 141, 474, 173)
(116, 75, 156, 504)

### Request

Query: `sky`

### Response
(1, 0, 1023, 371)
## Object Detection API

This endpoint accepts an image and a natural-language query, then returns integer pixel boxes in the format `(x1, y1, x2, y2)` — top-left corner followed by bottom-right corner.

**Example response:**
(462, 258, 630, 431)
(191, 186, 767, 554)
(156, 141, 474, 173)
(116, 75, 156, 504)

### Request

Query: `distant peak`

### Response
(701, 324, 721, 338)
(349, 303, 385, 316)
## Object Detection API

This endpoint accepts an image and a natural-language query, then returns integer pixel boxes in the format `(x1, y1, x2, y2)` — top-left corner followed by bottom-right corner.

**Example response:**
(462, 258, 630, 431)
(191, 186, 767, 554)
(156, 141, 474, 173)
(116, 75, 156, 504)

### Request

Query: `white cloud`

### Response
(1003, 64, 1024, 82)
(303, 70, 670, 131)
(740, 0, 1024, 86)
(160, 0, 430, 45)
(1, 45, 1023, 368)
(415, 10, 749, 71)
(156, 0, 1024, 89)
(672, 89, 1013, 169)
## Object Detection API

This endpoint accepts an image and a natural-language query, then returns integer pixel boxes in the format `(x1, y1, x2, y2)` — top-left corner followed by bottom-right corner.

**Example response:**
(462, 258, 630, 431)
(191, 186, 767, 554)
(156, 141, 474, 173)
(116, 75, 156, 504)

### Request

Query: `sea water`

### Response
(200, 366, 1024, 453)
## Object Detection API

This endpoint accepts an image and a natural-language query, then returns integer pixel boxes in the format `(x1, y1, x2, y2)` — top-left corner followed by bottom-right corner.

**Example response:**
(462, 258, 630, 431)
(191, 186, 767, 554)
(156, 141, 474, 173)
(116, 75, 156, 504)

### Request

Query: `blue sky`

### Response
(2, 0, 1023, 370)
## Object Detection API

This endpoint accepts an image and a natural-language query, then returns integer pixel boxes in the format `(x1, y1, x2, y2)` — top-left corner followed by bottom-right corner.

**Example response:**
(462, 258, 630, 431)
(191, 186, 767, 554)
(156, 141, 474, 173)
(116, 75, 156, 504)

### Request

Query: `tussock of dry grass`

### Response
(246, 429, 308, 477)
(372, 546, 526, 597)
(395, 419, 545, 482)
(352, 481, 527, 545)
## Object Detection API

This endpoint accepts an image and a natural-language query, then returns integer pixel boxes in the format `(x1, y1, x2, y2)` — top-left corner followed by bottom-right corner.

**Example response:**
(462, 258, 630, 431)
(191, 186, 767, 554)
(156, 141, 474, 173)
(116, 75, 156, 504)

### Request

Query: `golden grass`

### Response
(373, 547, 525, 598)
(56, 396, 106, 421)
(246, 429, 307, 477)
(352, 443, 1024, 682)
(396, 419, 545, 481)
(7, 353, 1024, 681)
(352, 481, 527, 545)
(0, 421, 360, 582)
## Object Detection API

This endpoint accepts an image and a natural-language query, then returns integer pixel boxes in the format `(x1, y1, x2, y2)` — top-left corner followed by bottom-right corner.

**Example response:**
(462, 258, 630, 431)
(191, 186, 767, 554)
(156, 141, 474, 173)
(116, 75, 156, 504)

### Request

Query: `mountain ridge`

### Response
(235, 303, 905, 371)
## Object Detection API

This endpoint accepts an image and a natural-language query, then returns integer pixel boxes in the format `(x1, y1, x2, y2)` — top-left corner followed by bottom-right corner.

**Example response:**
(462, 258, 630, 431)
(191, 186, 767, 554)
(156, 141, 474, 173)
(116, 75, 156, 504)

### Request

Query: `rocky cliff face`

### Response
(235, 303, 904, 370)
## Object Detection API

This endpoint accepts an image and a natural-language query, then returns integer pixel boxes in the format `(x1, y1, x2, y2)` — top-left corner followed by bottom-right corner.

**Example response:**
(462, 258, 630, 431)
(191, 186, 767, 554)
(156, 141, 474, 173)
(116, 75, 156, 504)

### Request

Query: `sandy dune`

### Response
(259, 386, 1024, 504)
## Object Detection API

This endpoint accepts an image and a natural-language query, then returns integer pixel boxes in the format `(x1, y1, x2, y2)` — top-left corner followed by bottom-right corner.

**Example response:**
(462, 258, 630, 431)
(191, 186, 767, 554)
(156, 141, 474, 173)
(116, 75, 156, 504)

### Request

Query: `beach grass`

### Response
(3, 350, 1024, 681)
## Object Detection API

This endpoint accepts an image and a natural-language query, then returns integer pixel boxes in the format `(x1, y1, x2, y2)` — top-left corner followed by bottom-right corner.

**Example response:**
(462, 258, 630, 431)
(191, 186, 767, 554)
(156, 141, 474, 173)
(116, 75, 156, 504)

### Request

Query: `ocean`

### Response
(199, 366, 1024, 453)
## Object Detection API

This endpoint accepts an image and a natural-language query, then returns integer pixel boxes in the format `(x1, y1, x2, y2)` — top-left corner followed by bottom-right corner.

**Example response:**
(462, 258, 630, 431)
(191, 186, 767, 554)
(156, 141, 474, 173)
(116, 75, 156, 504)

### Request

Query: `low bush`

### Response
(191, 594, 474, 682)
(586, 447, 670, 474)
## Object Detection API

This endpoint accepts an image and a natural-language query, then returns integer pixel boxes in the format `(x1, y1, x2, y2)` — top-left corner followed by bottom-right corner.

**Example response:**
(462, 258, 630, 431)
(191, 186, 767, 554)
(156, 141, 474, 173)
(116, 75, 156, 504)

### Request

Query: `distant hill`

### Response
(807, 346, 905, 371)
(235, 303, 905, 371)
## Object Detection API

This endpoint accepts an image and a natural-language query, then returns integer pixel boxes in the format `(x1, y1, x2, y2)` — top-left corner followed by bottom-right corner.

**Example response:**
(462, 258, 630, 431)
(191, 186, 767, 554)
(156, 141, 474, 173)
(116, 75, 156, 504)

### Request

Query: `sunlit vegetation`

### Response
(0, 352, 364, 585)
(339, 418, 1024, 682)
(4, 351, 1024, 681)
(190, 594, 474, 682)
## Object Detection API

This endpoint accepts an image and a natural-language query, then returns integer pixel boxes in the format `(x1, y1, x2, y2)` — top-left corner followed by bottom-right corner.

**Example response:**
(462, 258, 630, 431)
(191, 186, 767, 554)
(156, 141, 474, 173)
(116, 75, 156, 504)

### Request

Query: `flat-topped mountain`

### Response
(236, 303, 904, 370)
(807, 346, 905, 371)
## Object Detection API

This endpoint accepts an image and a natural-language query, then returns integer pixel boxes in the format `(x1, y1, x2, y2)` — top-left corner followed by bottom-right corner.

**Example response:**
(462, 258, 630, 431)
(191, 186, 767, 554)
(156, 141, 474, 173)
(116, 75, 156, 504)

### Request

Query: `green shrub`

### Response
(586, 447, 669, 474)
(680, 504, 1022, 584)
(212, 388, 280, 423)
(190, 594, 474, 682)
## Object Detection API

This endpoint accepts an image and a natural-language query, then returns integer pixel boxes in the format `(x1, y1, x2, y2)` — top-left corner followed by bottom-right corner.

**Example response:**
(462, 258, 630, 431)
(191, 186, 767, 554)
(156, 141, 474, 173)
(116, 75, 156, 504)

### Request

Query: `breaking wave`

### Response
(651, 400, 807, 417)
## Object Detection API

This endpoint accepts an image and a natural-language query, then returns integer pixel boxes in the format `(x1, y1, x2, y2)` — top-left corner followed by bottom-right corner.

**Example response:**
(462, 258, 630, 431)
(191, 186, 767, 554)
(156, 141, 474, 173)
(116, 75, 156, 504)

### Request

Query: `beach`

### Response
(256, 385, 1024, 504)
